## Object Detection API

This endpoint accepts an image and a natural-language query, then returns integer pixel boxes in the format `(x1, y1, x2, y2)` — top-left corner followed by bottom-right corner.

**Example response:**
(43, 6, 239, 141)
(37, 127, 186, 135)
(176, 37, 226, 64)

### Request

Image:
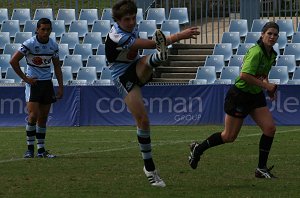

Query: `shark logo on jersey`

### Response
(32, 57, 43, 65)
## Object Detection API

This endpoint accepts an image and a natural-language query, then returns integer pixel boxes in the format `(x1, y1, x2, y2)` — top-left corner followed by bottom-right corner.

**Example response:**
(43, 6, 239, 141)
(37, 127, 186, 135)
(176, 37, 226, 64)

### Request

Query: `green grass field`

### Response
(0, 125, 299, 197)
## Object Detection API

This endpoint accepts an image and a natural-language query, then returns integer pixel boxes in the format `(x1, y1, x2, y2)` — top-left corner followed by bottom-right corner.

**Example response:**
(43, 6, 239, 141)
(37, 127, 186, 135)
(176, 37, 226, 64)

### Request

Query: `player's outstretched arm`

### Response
(166, 27, 200, 45)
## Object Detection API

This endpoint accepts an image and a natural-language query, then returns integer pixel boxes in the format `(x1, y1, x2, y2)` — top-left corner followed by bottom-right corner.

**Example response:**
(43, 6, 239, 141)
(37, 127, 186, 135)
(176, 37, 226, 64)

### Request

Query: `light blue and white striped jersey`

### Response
(18, 35, 59, 80)
(105, 23, 139, 79)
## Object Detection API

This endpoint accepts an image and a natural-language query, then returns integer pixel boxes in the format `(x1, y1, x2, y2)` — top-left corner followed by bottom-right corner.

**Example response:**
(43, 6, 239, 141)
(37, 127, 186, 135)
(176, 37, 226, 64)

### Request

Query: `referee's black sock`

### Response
(198, 132, 224, 154)
(258, 134, 274, 169)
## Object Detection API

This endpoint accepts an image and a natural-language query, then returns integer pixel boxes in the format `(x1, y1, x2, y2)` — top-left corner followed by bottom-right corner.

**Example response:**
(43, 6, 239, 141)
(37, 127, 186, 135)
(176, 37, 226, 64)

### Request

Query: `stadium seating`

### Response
(277, 32, 287, 50)
(58, 43, 70, 61)
(101, 8, 114, 25)
(68, 20, 88, 38)
(3, 43, 21, 56)
(221, 32, 240, 49)
(0, 8, 8, 25)
(76, 66, 97, 84)
(72, 43, 93, 61)
(62, 54, 83, 73)
(195, 66, 216, 84)
(79, 9, 98, 26)
(276, 19, 294, 38)
(146, 8, 166, 25)
(204, 55, 225, 73)
(161, 20, 180, 35)
(59, 32, 80, 50)
(53, 66, 73, 85)
(168, 7, 189, 25)
(269, 66, 289, 84)
(275, 55, 296, 73)
(83, 32, 102, 49)
(212, 43, 233, 62)
(0, 32, 10, 50)
(51, 20, 66, 38)
(91, 20, 111, 39)
(33, 8, 54, 20)
(96, 43, 105, 55)
(236, 43, 255, 55)
(292, 67, 300, 80)
(0, 54, 11, 75)
(188, 79, 207, 85)
(86, 55, 107, 74)
(99, 67, 112, 80)
(56, 9, 76, 26)
(244, 32, 260, 43)
(139, 31, 148, 39)
(11, 8, 31, 26)
(13, 32, 32, 43)
(228, 19, 248, 37)
(142, 49, 157, 56)
(214, 79, 232, 84)
(291, 32, 300, 43)
(23, 20, 38, 34)
(138, 20, 157, 38)
(251, 19, 269, 32)
(220, 66, 240, 82)
(136, 8, 143, 24)
(0, 20, 20, 38)
(5, 67, 24, 83)
(283, 43, 300, 61)
(228, 55, 244, 67)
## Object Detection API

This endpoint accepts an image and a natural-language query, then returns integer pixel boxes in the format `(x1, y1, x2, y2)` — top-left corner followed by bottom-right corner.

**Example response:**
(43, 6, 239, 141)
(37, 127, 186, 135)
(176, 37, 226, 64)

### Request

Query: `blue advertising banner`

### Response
(1, 85, 300, 126)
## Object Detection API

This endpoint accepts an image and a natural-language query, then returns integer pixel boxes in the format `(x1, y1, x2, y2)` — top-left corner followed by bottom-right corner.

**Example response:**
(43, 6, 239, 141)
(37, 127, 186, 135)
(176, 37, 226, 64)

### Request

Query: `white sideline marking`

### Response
(0, 129, 299, 164)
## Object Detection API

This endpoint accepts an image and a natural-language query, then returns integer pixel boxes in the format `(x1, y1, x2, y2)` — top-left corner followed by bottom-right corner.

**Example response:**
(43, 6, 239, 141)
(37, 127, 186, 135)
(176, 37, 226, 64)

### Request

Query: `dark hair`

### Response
(112, 0, 137, 21)
(261, 21, 279, 33)
(37, 18, 52, 29)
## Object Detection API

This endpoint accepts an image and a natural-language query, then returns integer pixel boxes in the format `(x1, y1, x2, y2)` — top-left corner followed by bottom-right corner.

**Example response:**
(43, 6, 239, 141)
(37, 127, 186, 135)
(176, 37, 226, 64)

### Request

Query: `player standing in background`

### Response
(106, 0, 200, 187)
(10, 18, 63, 158)
(189, 22, 279, 178)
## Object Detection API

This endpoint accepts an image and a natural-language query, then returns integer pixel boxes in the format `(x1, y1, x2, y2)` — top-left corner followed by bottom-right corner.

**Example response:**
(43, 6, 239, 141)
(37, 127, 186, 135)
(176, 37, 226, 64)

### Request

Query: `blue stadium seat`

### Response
(5, 67, 24, 83)
(204, 55, 225, 73)
(0, 8, 8, 25)
(101, 8, 114, 25)
(228, 19, 248, 37)
(23, 20, 38, 34)
(138, 20, 157, 38)
(214, 79, 232, 84)
(269, 66, 289, 84)
(33, 8, 53, 20)
(3, 43, 21, 56)
(168, 7, 189, 25)
(11, 8, 31, 26)
(161, 20, 180, 35)
(292, 67, 300, 80)
(136, 8, 143, 24)
(68, 20, 88, 38)
(59, 32, 79, 50)
(244, 32, 261, 43)
(142, 49, 157, 56)
(99, 67, 112, 80)
(0, 79, 15, 84)
(251, 19, 269, 32)
(62, 55, 83, 73)
(86, 55, 107, 73)
(52, 20, 66, 38)
(58, 43, 70, 61)
(228, 55, 244, 67)
(212, 43, 232, 62)
(96, 43, 105, 55)
(13, 32, 32, 44)
(283, 43, 300, 61)
(0, 20, 20, 38)
(79, 9, 98, 26)
(53, 66, 73, 85)
(139, 31, 148, 39)
(276, 55, 296, 73)
(277, 31, 287, 50)
(146, 8, 166, 25)
(221, 32, 240, 50)
(276, 19, 294, 38)
(91, 20, 111, 39)
(195, 66, 216, 84)
(0, 54, 11, 74)
(220, 66, 240, 82)
(56, 9, 76, 26)
(0, 32, 10, 50)
(76, 66, 97, 84)
(291, 32, 300, 43)
(68, 79, 87, 86)
(83, 32, 102, 49)
(72, 43, 93, 61)
(236, 43, 255, 55)
(188, 79, 207, 85)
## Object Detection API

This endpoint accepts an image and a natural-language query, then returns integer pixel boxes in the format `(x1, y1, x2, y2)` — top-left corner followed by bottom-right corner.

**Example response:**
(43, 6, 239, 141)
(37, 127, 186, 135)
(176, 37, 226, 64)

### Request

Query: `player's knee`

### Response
(264, 125, 276, 136)
(221, 133, 237, 143)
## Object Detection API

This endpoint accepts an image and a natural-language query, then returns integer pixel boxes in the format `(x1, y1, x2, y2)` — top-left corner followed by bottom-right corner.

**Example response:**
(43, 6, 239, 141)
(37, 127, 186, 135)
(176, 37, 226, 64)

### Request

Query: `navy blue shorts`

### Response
(25, 80, 56, 104)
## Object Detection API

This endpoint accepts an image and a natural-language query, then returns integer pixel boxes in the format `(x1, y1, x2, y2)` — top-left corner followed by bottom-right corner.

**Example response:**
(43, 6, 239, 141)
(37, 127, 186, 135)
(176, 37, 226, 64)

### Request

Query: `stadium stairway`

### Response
(153, 43, 214, 83)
